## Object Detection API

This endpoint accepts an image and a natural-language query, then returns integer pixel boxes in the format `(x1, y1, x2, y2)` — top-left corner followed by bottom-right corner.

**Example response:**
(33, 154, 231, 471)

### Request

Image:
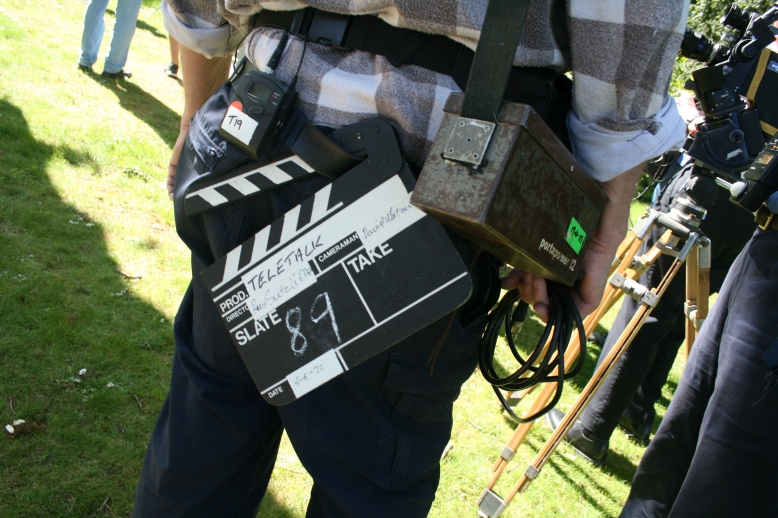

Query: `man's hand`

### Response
(501, 164, 643, 321)
(167, 46, 231, 200)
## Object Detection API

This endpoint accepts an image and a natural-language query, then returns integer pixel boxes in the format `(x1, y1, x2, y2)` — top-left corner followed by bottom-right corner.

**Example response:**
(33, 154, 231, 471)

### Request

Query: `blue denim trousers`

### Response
(78, 0, 141, 73)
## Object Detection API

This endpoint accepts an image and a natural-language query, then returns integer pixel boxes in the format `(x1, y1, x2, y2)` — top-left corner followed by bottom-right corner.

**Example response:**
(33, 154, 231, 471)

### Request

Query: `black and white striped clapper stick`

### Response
(184, 152, 316, 216)
(201, 161, 473, 405)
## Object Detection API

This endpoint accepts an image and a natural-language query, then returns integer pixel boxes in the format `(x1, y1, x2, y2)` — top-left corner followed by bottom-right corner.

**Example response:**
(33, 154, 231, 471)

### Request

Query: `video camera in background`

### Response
(678, 2, 778, 211)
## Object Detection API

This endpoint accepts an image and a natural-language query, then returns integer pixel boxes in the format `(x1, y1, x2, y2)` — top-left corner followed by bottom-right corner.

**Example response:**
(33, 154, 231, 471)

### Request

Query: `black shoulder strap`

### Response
(460, 0, 532, 122)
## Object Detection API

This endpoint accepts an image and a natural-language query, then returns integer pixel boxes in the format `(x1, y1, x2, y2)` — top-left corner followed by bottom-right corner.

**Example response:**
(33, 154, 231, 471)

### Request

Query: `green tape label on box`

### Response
(566, 217, 586, 254)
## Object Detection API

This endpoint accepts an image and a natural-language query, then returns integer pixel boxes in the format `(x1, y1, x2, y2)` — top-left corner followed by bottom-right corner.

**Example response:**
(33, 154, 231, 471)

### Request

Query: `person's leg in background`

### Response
(103, 0, 142, 75)
(621, 321, 685, 435)
(549, 162, 757, 460)
(165, 35, 180, 78)
(545, 170, 694, 461)
(573, 245, 685, 453)
(78, 0, 111, 71)
(621, 187, 755, 439)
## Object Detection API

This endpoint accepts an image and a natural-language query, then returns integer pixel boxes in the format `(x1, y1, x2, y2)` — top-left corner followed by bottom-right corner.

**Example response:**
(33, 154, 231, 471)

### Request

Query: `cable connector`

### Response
(265, 31, 290, 74)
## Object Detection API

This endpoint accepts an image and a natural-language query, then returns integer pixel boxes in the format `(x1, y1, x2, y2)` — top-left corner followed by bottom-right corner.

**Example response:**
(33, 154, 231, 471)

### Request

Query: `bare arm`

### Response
(167, 45, 232, 200)
(502, 163, 642, 320)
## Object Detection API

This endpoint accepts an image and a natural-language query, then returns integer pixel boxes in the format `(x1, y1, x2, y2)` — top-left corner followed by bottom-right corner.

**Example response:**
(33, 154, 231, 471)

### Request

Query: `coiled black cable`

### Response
(478, 281, 587, 423)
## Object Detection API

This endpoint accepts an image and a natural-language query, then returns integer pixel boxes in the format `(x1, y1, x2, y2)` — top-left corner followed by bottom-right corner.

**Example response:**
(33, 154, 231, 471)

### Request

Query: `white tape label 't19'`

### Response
(221, 103, 258, 146)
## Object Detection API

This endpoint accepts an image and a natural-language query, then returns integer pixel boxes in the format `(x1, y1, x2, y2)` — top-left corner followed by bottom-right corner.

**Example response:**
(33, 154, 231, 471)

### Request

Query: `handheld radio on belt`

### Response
(219, 58, 297, 161)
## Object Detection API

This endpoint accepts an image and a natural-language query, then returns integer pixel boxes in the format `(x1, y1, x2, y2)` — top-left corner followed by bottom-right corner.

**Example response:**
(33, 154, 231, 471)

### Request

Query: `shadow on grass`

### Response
(547, 453, 629, 509)
(662, 377, 678, 400)
(135, 19, 166, 38)
(257, 492, 299, 518)
(600, 449, 639, 485)
(87, 73, 180, 148)
(521, 435, 625, 513)
(0, 99, 294, 517)
(0, 97, 175, 515)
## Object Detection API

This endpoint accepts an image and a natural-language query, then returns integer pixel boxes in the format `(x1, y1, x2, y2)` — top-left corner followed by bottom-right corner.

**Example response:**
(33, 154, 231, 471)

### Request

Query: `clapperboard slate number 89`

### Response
(202, 161, 473, 405)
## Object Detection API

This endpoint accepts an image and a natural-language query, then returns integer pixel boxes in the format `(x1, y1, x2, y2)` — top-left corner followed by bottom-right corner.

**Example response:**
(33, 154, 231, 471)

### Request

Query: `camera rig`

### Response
(675, 2, 778, 212)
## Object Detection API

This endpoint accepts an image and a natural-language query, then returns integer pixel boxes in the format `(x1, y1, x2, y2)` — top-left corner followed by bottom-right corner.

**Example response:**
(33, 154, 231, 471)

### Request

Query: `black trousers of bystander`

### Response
(620, 225, 778, 517)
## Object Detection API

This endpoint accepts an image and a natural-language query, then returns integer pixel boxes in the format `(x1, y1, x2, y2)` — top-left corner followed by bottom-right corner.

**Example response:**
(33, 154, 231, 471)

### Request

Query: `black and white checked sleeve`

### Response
(566, 0, 691, 181)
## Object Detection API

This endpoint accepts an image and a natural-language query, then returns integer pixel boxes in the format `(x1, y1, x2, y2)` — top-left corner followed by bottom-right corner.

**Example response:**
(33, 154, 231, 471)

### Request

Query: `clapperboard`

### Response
(198, 126, 473, 405)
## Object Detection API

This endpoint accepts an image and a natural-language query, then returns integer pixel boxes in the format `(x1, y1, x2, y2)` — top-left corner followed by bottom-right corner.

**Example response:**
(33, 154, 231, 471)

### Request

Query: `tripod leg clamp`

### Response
(477, 489, 507, 518)
(684, 302, 705, 330)
(500, 446, 516, 462)
(524, 465, 540, 480)
(699, 243, 711, 268)
(609, 273, 659, 307)
(629, 254, 653, 276)
(636, 211, 660, 239)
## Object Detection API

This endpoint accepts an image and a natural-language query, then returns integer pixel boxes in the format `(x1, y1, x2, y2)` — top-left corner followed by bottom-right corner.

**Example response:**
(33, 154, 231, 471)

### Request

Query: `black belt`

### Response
(250, 8, 563, 102)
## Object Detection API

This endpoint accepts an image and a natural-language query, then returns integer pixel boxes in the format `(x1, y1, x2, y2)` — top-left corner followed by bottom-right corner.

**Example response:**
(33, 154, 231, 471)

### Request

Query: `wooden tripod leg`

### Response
(697, 244, 710, 336)
(504, 257, 686, 502)
(685, 241, 711, 359)
(507, 288, 618, 404)
(504, 231, 705, 501)
(479, 216, 666, 510)
(485, 279, 628, 488)
(502, 227, 650, 405)
(509, 229, 664, 406)
(684, 250, 699, 359)
(486, 301, 610, 486)
(477, 225, 702, 516)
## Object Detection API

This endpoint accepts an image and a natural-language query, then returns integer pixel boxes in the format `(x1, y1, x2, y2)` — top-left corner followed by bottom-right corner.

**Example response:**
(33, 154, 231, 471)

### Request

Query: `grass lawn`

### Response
(0, 1, 686, 516)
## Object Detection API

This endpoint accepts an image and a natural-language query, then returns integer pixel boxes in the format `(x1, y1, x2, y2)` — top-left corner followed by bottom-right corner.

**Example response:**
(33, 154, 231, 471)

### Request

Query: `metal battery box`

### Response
(411, 93, 608, 286)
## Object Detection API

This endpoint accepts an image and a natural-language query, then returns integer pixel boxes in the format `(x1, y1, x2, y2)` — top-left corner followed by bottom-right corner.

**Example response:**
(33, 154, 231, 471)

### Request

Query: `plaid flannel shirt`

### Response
(164, 0, 690, 181)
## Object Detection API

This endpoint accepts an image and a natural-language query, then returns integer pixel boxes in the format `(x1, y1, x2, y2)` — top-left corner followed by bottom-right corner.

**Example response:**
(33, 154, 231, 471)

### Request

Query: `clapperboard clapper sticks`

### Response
(184, 153, 316, 216)
(197, 119, 473, 405)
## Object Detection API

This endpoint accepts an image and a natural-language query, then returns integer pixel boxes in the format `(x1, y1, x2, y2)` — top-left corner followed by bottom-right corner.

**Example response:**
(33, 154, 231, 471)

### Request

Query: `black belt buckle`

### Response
(755, 204, 776, 230)
(298, 9, 352, 51)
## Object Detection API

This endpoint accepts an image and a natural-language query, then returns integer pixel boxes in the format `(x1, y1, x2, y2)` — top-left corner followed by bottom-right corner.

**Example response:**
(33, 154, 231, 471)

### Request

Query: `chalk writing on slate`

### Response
(202, 162, 472, 405)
